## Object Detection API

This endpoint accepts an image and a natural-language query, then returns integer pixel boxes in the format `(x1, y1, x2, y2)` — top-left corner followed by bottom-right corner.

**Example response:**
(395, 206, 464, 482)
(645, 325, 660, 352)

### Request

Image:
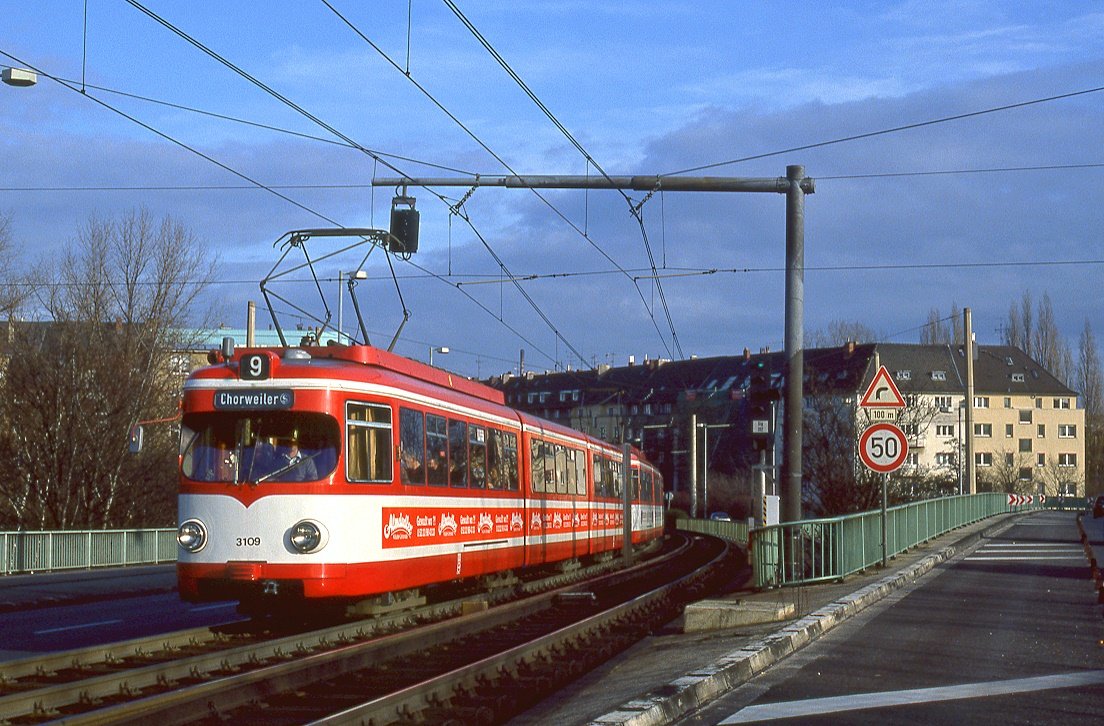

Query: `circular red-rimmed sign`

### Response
(859, 422, 909, 473)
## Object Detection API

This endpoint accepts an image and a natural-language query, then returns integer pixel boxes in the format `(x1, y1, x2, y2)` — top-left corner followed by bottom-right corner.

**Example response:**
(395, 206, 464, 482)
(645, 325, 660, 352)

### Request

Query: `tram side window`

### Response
(426, 414, 448, 487)
(448, 420, 468, 487)
(346, 402, 393, 483)
(555, 445, 569, 494)
(632, 468, 641, 501)
(399, 408, 426, 485)
(488, 429, 519, 491)
(593, 454, 614, 498)
(530, 439, 544, 493)
(565, 448, 577, 495)
(574, 450, 587, 496)
(469, 424, 487, 488)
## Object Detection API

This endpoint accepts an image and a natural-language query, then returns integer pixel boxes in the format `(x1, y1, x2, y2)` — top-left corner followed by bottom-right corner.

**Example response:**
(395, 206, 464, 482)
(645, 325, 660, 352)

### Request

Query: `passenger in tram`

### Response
(400, 446, 424, 485)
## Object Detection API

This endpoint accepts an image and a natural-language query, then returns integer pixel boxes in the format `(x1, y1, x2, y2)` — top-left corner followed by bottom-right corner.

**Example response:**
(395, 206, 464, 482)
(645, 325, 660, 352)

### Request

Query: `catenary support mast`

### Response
(373, 169, 815, 522)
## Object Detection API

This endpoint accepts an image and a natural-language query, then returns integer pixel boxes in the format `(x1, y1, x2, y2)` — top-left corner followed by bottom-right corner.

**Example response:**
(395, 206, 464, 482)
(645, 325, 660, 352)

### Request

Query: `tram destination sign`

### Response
(213, 389, 294, 411)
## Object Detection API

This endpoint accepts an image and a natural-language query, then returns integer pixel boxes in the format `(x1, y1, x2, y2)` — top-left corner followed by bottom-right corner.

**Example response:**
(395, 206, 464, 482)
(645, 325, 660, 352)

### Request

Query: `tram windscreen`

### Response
(181, 412, 339, 484)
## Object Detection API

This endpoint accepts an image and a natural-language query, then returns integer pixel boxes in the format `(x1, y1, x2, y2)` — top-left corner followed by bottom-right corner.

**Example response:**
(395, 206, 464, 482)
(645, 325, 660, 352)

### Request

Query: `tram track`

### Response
(0, 535, 727, 724)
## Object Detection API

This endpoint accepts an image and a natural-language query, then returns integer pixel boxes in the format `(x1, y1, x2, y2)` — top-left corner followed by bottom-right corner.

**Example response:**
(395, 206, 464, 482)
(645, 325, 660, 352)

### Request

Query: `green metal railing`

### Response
(1, 529, 177, 575)
(676, 516, 750, 546)
(750, 493, 1030, 588)
(676, 492, 1056, 589)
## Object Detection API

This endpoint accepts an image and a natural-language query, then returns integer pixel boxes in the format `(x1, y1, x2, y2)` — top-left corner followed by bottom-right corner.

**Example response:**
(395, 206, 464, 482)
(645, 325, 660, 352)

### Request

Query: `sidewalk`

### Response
(509, 513, 1019, 726)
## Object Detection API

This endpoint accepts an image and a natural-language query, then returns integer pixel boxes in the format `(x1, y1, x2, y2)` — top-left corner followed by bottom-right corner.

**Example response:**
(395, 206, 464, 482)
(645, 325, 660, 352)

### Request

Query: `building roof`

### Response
(488, 342, 1078, 404)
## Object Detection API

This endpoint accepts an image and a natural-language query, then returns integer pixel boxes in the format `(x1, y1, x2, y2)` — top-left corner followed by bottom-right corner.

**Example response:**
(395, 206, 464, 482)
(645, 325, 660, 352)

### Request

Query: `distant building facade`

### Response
(487, 343, 1085, 500)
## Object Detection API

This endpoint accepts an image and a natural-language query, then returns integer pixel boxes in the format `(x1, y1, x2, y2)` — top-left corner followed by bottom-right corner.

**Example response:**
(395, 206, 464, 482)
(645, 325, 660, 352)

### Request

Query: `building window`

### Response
(934, 395, 953, 410)
(1019, 410, 1032, 424)
(1004, 397, 1012, 408)
(1011, 373, 1025, 383)
(974, 396, 990, 408)
(1058, 424, 1077, 438)
(1006, 453, 1014, 466)
(1037, 453, 1046, 467)
(976, 452, 992, 467)
(931, 370, 946, 381)
(895, 370, 911, 381)
(1019, 438, 1032, 453)
(974, 423, 992, 438)
(905, 453, 919, 466)
(936, 424, 954, 437)
(1037, 424, 1045, 438)
(1059, 453, 1077, 468)
(1054, 398, 1071, 409)
(1035, 397, 1043, 409)
(1019, 467, 1032, 481)
(935, 453, 954, 467)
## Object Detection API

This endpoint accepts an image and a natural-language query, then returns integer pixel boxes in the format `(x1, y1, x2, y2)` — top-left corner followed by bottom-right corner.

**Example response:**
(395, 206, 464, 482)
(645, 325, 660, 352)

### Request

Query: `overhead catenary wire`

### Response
(321, 0, 678, 360)
(663, 85, 1104, 176)
(439, 0, 684, 359)
(119, 0, 584, 371)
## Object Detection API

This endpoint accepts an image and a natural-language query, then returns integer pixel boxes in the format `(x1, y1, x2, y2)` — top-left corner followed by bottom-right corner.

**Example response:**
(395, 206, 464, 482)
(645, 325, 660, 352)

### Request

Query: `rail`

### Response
(0, 528, 176, 575)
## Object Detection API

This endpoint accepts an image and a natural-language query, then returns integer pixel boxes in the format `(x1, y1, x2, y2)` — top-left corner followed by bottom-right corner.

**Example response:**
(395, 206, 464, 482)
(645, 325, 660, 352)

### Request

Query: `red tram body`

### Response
(176, 343, 664, 607)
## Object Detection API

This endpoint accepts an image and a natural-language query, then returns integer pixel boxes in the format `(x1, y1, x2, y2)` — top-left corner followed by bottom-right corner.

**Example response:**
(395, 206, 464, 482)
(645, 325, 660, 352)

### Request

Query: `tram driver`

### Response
(278, 434, 319, 481)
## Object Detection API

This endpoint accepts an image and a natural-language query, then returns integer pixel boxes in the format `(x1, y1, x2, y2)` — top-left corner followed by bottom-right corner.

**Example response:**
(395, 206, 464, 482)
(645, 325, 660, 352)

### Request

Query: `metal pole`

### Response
(622, 443, 633, 561)
(373, 175, 798, 194)
(246, 301, 256, 347)
(702, 424, 709, 517)
(689, 413, 698, 518)
(337, 271, 344, 344)
(881, 473, 888, 567)
(782, 165, 806, 524)
(964, 308, 976, 495)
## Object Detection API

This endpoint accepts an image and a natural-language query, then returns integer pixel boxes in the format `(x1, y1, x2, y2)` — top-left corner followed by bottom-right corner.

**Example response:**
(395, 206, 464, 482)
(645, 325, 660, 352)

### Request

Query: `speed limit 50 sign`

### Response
(859, 422, 909, 473)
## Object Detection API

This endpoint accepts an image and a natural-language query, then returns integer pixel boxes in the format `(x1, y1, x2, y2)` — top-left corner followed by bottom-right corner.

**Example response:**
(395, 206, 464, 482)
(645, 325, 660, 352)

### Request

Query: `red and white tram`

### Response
(176, 342, 664, 610)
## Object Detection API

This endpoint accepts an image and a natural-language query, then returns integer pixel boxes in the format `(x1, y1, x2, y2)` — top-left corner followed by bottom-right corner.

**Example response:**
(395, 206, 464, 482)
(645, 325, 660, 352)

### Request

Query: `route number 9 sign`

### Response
(858, 422, 908, 473)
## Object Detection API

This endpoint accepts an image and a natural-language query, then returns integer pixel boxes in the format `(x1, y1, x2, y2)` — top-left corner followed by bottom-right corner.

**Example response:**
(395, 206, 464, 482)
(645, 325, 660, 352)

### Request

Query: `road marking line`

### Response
(34, 619, 124, 636)
(982, 543, 1080, 547)
(188, 603, 238, 612)
(965, 556, 1085, 561)
(721, 671, 1104, 723)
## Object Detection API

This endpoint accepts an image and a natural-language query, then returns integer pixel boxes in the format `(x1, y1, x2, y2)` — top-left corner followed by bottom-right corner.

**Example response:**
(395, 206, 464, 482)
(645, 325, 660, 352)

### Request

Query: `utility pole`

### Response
(373, 170, 815, 522)
(964, 307, 976, 495)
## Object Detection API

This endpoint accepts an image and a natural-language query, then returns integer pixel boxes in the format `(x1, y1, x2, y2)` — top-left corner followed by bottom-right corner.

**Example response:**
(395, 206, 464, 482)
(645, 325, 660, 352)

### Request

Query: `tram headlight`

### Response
(177, 519, 207, 553)
(290, 519, 327, 554)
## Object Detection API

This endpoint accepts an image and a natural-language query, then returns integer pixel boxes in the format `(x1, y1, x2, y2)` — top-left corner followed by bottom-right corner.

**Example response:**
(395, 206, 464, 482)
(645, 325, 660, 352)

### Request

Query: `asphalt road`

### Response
(682, 510, 1104, 725)
(0, 566, 241, 661)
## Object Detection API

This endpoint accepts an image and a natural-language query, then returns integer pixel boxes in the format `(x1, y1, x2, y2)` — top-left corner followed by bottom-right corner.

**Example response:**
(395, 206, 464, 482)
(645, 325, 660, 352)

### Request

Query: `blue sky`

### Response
(2, 1, 1102, 378)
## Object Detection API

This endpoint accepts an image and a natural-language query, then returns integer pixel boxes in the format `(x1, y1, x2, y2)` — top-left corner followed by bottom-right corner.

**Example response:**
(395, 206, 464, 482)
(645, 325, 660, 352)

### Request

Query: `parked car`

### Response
(709, 512, 732, 521)
(1092, 495, 1104, 519)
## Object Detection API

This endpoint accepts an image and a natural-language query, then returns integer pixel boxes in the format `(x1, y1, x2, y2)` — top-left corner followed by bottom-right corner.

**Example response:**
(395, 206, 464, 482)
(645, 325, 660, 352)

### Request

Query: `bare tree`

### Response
(920, 308, 951, 345)
(808, 320, 879, 348)
(1077, 320, 1103, 493)
(0, 214, 27, 319)
(0, 210, 214, 528)
(1032, 293, 1072, 383)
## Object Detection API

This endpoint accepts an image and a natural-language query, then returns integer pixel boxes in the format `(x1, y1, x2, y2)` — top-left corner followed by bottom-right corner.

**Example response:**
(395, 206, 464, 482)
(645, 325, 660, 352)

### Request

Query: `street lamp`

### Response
(2, 68, 37, 87)
(429, 346, 449, 366)
(337, 270, 366, 344)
